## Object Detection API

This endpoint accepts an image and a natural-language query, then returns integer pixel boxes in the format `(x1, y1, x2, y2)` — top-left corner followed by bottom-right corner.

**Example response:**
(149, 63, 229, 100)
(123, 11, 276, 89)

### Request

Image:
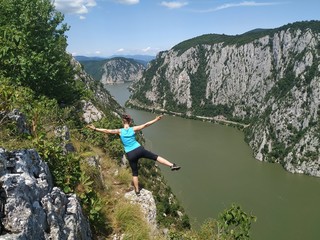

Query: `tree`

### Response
(0, 0, 81, 104)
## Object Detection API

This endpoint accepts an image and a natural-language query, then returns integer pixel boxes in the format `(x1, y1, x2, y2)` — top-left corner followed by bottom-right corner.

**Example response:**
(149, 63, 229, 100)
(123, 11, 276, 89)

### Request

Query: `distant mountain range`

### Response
(75, 54, 156, 64)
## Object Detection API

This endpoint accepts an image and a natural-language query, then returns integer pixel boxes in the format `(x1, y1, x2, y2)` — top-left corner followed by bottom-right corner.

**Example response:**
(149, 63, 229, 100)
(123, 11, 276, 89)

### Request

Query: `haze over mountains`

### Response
(75, 54, 155, 64)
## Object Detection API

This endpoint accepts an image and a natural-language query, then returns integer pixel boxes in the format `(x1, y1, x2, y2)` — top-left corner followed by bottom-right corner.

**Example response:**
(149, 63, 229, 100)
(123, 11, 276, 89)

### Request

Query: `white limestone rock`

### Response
(0, 149, 92, 239)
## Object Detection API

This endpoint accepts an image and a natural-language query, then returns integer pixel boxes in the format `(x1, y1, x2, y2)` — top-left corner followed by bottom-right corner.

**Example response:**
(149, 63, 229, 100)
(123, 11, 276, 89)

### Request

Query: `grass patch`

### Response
(115, 168, 132, 185)
(113, 200, 151, 240)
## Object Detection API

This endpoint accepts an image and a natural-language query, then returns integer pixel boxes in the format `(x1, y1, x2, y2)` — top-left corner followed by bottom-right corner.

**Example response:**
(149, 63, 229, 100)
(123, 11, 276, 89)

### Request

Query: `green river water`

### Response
(106, 83, 320, 240)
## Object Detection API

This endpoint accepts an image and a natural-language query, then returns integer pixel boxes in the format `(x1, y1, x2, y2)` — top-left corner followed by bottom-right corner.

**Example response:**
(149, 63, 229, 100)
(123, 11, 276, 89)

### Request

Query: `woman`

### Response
(87, 114, 180, 196)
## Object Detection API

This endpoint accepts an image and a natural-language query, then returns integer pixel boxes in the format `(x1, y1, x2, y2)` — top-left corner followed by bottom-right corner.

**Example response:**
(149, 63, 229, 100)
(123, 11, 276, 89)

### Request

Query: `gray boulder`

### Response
(0, 148, 91, 239)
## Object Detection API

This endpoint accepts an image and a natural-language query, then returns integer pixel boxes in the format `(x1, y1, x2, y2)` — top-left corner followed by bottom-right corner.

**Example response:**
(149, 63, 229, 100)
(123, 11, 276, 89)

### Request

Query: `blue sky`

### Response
(54, 0, 320, 57)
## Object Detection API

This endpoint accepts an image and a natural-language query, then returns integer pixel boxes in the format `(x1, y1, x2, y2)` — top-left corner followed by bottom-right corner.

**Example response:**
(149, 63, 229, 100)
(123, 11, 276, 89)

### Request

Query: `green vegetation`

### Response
(130, 57, 166, 105)
(0, 0, 83, 104)
(113, 201, 152, 240)
(189, 45, 208, 111)
(79, 60, 106, 81)
(169, 204, 256, 240)
(173, 20, 320, 55)
(0, 0, 257, 239)
(0, 77, 107, 234)
(266, 72, 295, 102)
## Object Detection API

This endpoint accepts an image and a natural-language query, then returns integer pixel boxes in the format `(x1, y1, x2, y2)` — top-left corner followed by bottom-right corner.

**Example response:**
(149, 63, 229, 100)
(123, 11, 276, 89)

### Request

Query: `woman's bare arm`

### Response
(86, 124, 120, 134)
(133, 115, 163, 132)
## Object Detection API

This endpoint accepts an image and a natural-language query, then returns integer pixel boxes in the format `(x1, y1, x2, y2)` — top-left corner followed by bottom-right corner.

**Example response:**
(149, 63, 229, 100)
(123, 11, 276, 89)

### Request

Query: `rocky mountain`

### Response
(128, 21, 320, 177)
(80, 57, 145, 85)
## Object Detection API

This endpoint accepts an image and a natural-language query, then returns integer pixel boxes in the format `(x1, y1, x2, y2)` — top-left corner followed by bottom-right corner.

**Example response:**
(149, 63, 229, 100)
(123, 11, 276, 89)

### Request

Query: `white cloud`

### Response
(115, 0, 139, 5)
(192, 1, 283, 13)
(79, 15, 86, 20)
(160, 1, 188, 9)
(142, 47, 151, 52)
(54, 0, 97, 15)
(215, 1, 280, 11)
(114, 47, 159, 55)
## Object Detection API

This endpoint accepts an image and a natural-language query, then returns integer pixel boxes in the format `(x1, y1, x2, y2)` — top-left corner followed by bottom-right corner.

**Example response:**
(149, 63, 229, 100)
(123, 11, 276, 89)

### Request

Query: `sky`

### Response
(53, 0, 320, 57)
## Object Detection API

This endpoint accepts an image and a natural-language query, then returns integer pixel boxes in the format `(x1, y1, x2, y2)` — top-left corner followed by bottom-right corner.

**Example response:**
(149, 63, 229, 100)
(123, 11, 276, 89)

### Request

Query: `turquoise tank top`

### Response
(120, 127, 141, 153)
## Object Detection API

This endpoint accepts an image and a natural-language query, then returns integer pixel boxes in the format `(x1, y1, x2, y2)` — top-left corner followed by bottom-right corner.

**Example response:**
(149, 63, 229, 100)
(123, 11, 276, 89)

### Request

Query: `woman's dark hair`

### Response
(122, 114, 132, 122)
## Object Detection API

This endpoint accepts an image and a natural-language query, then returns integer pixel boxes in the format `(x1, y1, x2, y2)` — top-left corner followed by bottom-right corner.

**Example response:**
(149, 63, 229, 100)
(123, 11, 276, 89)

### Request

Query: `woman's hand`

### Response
(86, 124, 96, 130)
(156, 115, 163, 121)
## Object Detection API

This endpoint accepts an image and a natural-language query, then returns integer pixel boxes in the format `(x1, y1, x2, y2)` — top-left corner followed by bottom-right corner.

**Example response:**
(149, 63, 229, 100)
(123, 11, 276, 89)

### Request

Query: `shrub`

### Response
(33, 135, 81, 193)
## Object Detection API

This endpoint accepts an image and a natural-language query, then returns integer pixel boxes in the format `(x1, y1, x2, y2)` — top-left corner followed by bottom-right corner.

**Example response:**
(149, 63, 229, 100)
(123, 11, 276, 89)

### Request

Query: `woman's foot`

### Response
(171, 163, 181, 171)
(134, 186, 142, 197)
(135, 190, 141, 197)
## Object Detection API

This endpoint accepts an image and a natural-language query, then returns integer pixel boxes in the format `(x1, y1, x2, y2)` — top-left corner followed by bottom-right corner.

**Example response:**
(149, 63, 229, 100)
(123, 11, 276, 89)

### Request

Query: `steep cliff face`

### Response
(80, 57, 145, 85)
(128, 21, 320, 176)
(101, 58, 145, 85)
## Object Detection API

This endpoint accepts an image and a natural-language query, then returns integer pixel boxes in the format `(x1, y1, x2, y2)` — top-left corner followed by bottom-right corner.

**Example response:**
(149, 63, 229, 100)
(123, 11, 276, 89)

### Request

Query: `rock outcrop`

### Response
(124, 189, 157, 232)
(100, 58, 145, 85)
(81, 100, 105, 123)
(0, 110, 30, 135)
(0, 148, 92, 239)
(128, 21, 320, 176)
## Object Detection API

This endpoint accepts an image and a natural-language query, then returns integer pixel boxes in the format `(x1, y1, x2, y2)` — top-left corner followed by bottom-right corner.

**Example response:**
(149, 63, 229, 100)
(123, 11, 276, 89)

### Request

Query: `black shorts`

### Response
(126, 146, 158, 176)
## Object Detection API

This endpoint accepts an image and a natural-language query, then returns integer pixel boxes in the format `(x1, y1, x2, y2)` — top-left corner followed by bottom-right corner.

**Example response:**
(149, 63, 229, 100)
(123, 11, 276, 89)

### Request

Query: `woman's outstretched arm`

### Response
(133, 115, 163, 132)
(86, 124, 120, 134)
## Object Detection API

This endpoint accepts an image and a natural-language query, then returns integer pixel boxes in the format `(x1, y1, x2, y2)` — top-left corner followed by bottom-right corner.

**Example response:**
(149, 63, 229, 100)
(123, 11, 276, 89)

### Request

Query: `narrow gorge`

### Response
(128, 21, 320, 177)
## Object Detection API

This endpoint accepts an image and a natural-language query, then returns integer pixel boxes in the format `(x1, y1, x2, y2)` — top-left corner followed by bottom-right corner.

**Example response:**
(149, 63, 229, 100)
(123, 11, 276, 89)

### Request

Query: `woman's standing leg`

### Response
(132, 176, 139, 193)
(127, 156, 140, 195)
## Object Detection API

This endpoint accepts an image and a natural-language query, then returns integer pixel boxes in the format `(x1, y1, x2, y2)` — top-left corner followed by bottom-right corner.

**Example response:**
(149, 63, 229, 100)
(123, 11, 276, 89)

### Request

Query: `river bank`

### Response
(126, 99, 250, 129)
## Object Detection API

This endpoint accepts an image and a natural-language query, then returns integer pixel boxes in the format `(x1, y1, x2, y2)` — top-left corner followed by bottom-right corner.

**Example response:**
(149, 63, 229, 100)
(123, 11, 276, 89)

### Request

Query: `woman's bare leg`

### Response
(132, 176, 139, 192)
(156, 156, 173, 167)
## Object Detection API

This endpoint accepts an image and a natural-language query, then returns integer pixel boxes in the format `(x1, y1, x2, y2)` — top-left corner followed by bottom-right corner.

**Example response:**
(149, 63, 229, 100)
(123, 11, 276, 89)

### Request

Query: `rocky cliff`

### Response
(128, 21, 320, 176)
(80, 57, 145, 85)
(100, 57, 144, 85)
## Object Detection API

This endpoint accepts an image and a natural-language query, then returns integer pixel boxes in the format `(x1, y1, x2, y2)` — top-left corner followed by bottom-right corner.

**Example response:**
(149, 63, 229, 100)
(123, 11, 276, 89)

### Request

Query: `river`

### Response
(105, 83, 320, 240)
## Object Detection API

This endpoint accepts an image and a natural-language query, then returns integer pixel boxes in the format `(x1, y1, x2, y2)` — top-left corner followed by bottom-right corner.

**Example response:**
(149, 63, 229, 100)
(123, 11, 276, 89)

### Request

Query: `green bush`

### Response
(169, 204, 256, 240)
(217, 204, 256, 240)
(33, 135, 81, 193)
